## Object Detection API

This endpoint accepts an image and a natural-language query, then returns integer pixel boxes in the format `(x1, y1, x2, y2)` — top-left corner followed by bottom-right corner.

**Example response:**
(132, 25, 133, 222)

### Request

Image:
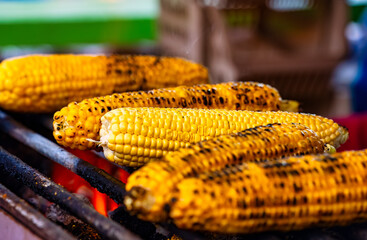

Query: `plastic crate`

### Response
(204, 0, 348, 102)
(159, 0, 206, 64)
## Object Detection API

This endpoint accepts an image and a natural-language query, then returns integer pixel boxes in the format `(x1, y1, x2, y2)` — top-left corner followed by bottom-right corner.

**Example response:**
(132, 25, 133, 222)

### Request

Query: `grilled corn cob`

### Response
(0, 54, 208, 112)
(124, 123, 329, 222)
(169, 149, 367, 234)
(53, 81, 299, 150)
(100, 107, 348, 167)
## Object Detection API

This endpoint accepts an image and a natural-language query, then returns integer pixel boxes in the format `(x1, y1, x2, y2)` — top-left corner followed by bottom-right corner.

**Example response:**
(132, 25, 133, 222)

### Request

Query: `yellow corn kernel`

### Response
(0, 54, 208, 113)
(124, 122, 331, 222)
(101, 108, 348, 167)
(170, 149, 367, 234)
(53, 81, 297, 150)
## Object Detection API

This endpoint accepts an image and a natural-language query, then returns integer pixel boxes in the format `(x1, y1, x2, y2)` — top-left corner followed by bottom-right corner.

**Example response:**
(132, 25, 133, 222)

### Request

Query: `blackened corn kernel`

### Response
(124, 122, 335, 222)
(53, 81, 295, 149)
(0, 54, 208, 113)
(169, 149, 367, 234)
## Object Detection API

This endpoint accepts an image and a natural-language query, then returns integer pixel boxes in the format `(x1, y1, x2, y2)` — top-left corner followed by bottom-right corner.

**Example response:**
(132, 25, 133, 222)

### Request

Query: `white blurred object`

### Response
(0, 45, 54, 59)
(329, 60, 356, 117)
(346, 22, 365, 43)
(267, 0, 313, 11)
(0, 0, 158, 21)
(348, 0, 367, 6)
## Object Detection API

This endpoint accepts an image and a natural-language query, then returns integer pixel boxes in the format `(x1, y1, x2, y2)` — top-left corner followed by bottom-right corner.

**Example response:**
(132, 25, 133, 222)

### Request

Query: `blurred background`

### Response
(2, 0, 367, 224)
(1, 0, 367, 149)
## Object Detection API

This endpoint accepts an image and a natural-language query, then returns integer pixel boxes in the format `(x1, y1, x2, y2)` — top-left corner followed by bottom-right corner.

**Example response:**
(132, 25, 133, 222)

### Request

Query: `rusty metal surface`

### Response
(46, 200, 102, 240)
(0, 110, 206, 240)
(0, 110, 126, 204)
(0, 147, 140, 240)
(0, 183, 74, 240)
(110, 205, 209, 240)
(109, 206, 167, 240)
(3, 111, 367, 239)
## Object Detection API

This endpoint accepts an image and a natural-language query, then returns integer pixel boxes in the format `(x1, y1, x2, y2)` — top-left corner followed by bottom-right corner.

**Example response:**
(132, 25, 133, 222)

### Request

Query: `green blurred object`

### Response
(348, 0, 367, 21)
(0, 0, 158, 47)
(350, 5, 367, 21)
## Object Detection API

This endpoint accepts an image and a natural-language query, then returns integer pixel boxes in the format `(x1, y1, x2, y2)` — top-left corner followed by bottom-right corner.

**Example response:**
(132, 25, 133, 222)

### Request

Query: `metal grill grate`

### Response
(0, 110, 205, 240)
(1, 109, 367, 240)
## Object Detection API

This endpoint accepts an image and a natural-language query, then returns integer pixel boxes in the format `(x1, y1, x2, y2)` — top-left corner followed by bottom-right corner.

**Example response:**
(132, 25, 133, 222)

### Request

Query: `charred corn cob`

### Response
(53, 81, 299, 150)
(100, 107, 348, 167)
(124, 123, 329, 222)
(169, 149, 367, 234)
(0, 54, 208, 113)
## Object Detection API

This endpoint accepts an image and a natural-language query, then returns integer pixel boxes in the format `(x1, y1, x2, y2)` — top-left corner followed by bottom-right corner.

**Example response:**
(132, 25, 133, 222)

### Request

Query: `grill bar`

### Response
(109, 206, 167, 240)
(0, 110, 126, 203)
(0, 110, 206, 240)
(0, 183, 75, 240)
(0, 147, 140, 240)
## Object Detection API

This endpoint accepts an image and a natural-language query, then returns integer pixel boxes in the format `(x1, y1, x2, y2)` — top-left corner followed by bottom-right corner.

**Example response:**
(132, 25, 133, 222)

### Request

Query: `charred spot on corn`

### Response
(168, 149, 367, 234)
(53, 81, 300, 150)
(123, 122, 340, 222)
(0, 54, 208, 113)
